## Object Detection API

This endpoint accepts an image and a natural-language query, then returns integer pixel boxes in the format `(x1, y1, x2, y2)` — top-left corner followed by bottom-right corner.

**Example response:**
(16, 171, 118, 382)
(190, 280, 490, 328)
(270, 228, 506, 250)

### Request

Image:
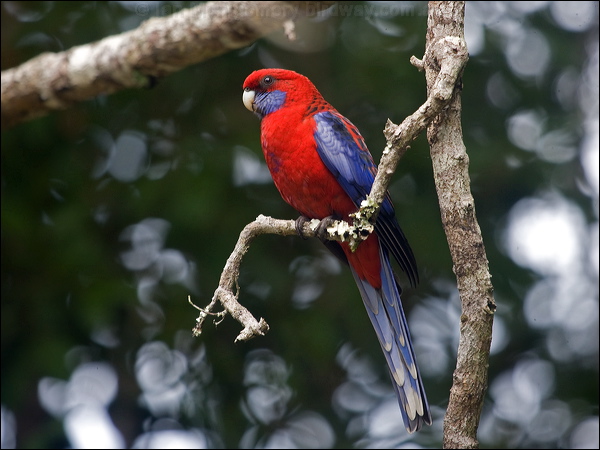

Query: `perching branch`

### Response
(193, 3, 471, 344)
(1, 1, 334, 130)
(190, 213, 373, 342)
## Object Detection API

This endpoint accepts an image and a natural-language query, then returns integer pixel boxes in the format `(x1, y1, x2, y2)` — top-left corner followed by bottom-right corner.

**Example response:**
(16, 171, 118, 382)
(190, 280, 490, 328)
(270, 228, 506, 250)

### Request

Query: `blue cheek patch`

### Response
(255, 90, 287, 117)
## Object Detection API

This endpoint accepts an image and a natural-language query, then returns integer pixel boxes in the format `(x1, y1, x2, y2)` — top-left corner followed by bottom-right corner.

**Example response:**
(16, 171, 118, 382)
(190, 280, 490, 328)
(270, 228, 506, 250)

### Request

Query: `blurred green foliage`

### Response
(2, 2, 598, 449)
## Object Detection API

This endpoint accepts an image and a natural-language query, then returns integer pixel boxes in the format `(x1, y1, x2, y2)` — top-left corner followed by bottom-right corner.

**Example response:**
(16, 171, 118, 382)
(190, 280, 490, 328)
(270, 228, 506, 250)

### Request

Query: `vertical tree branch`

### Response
(420, 2, 496, 448)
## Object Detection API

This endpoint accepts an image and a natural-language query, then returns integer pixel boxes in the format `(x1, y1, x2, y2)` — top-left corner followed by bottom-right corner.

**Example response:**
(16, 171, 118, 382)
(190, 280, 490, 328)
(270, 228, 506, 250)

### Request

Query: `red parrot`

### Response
(242, 68, 432, 433)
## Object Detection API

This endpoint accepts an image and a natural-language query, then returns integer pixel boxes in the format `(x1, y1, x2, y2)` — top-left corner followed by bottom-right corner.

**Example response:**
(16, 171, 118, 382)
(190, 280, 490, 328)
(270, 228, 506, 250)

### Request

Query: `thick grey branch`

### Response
(1, 1, 334, 130)
(413, 2, 496, 449)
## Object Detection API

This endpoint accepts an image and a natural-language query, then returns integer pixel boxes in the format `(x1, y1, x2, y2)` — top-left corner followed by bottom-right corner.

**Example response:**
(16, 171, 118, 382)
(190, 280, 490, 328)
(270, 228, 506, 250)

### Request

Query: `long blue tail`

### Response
(350, 247, 432, 433)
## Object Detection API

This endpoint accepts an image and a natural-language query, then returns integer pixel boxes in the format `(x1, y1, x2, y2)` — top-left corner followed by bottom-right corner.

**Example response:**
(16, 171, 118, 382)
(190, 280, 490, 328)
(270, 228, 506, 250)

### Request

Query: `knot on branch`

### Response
(422, 36, 469, 102)
(235, 317, 270, 343)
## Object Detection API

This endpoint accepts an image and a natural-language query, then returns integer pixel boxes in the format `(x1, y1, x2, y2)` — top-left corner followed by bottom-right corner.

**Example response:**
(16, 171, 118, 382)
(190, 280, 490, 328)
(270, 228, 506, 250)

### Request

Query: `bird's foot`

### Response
(315, 216, 336, 243)
(295, 215, 337, 243)
(295, 215, 311, 240)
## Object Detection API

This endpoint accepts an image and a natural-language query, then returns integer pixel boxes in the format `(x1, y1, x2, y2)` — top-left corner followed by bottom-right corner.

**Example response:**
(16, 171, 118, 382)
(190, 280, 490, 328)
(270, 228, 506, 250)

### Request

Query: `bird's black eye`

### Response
(262, 75, 274, 86)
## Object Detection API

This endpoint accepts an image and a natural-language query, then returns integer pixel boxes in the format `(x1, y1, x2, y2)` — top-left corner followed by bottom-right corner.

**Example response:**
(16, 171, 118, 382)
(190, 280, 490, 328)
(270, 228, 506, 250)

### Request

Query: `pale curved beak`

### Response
(242, 89, 256, 112)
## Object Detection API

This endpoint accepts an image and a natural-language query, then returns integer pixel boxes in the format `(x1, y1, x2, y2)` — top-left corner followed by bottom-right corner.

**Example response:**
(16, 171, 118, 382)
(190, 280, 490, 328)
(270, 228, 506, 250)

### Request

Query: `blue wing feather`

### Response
(313, 111, 387, 211)
(313, 111, 418, 286)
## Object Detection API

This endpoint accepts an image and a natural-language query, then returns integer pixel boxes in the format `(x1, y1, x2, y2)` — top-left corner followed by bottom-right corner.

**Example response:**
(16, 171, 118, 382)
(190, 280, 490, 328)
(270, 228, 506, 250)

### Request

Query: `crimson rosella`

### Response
(242, 68, 432, 433)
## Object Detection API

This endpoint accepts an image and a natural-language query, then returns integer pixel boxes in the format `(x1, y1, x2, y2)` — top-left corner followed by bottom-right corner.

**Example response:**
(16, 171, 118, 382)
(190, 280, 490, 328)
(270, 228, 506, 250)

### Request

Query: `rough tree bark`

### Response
(421, 3, 496, 449)
(0, 1, 334, 130)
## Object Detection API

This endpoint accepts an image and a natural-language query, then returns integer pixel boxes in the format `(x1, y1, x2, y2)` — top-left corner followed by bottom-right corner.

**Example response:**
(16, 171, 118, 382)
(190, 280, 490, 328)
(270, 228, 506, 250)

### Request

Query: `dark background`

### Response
(2, 1, 598, 448)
